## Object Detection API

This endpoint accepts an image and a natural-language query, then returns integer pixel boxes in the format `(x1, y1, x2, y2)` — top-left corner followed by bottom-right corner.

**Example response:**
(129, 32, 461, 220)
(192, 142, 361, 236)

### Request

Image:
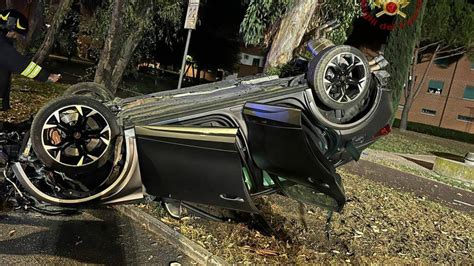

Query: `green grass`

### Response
(371, 128, 474, 157)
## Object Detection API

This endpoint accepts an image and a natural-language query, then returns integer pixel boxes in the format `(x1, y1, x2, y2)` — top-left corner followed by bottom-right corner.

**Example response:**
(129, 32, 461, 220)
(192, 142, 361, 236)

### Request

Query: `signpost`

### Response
(177, 0, 200, 90)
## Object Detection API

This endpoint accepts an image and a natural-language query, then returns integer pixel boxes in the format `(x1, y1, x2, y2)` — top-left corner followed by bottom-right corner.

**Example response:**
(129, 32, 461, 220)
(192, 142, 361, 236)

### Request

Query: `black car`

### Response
(3, 44, 393, 222)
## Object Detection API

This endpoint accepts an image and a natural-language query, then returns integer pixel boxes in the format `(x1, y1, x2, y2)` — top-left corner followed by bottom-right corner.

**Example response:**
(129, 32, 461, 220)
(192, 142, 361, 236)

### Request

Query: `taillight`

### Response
(373, 124, 391, 139)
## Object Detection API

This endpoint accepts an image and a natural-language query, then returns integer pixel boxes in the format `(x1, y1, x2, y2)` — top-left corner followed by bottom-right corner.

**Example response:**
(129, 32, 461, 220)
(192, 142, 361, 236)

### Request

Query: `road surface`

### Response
(343, 160, 474, 213)
(0, 208, 193, 264)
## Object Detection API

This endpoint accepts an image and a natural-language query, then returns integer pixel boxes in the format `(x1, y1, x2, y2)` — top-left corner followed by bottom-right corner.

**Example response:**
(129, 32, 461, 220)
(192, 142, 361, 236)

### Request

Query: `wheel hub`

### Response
(323, 52, 368, 104)
(73, 132, 82, 140)
(41, 105, 111, 167)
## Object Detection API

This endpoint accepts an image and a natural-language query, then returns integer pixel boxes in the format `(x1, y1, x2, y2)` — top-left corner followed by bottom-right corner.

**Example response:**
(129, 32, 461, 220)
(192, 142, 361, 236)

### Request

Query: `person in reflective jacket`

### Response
(0, 9, 61, 111)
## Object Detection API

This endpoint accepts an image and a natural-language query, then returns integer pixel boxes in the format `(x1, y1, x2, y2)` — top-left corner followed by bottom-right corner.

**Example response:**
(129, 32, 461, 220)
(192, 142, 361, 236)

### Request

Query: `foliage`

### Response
(240, 0, 291, 46)
(422, 0, 473, 49)
(240, 0, 359, 47)
(265, 66, 282, 76)
(420, 0, 473, 58)
(131, 0, 185, 72)
(322, 0, 360, 45)
(87, 1, 112, 44)
(384, 0, 427, 111)
(87, 0, 185, 78)
(397, 0, 473, 130)
(55, 5, 80, 58)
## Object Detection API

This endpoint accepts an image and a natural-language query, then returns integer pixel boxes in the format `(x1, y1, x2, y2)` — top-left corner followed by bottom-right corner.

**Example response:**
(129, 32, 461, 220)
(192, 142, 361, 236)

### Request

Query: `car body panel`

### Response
(242, 102, 346, 211)
(12, 128, 144, 205)
(135, 126, 258, 213)
(10, 66, 393, 216)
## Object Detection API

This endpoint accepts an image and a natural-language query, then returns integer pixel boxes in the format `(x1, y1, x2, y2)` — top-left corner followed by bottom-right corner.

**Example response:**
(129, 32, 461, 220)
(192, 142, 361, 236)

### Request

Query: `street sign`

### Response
(178, 0, 200, 90)
(184, 0, 200, 30)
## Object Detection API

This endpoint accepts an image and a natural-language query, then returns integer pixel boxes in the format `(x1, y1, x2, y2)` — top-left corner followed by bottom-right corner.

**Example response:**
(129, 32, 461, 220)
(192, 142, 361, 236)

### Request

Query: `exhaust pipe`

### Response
(369, 55, 389, 72)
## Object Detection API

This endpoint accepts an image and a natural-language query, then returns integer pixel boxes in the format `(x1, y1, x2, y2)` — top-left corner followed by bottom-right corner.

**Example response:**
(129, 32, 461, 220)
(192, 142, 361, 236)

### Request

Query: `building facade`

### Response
(237, 45, 265, 77)
(396, 55, 474, 134)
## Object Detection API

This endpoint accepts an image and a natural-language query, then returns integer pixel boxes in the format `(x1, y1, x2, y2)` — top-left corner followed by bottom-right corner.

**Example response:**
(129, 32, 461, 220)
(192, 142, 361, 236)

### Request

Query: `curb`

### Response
(114, 205, 227, 265)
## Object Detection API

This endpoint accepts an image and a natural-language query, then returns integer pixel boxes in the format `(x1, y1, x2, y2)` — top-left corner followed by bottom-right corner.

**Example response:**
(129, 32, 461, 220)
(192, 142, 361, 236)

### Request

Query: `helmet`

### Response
(0, 9, 28, 36)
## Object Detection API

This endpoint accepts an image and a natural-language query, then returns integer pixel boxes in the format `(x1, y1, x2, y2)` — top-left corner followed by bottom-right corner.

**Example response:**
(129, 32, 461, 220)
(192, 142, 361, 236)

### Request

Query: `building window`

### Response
(421, 108, 437, 116)
(435, 58, 449, 68)
(243, 54, 249, 60)
(427, 80, 444, 94)
(252, 58, 261, 67)
(458, 115, 474, 123)
(464, 86, 474, 100)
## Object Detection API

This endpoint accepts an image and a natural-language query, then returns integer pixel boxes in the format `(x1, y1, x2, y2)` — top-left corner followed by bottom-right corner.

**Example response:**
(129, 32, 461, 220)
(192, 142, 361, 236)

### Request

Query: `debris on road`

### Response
(141, 171, 473, 264)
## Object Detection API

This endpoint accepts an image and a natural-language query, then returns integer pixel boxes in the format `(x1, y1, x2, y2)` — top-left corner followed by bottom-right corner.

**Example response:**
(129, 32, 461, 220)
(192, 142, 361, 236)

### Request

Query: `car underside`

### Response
(0, 44, 393, 225)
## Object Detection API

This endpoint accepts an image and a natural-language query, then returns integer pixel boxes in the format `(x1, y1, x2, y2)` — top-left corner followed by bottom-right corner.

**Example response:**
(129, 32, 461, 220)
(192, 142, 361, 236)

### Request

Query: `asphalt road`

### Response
(343, 160, 474, 213)
(0, 208, 193, 264)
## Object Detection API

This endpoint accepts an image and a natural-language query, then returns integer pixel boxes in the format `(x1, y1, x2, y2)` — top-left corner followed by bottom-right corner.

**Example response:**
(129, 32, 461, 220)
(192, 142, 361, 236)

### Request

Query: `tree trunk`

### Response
(412, 45, 440, 99)
(109, 28, 146, 90)
(94, 0, 125, 91)
(400, 90, 414, 132)
(264, 0, 318, 71)
(26, 0, 45, 48)
(399, 45, 440, 131)
(400, 48, 418, 132)
(94, 0, 153, 94)
(33, 0, 74, 65)
(16, 0, 45, 53)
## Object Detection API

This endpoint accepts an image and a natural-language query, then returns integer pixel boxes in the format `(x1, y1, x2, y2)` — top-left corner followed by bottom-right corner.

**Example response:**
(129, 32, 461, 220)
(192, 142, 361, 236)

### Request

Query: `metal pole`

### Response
(177, 29, 193, 90)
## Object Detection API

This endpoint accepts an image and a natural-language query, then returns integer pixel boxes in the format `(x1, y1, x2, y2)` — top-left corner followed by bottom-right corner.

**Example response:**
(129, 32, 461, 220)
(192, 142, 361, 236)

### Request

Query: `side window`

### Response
(421, 108, 437, 116)
(458, 115, 474, 123)
(252, 58, 261, 67)
(427, 80, 444, 94)
(463, 86, 474, 100)
(435, 58, 449, 68)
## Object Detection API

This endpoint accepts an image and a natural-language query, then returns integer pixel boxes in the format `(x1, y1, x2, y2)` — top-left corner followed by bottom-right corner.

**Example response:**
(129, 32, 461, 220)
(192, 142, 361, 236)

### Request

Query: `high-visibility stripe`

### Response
(16, 19, 27, 30)
(28, 65, 42, 79)
(0, 12, 10, 21)
(20, 62, 37, 77)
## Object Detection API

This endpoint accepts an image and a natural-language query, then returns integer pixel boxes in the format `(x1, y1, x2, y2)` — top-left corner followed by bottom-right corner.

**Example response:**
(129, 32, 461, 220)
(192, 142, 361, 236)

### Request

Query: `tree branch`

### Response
(413, 44, 441, 99)
(33, 0, 74, 64)
(437, 46, 465, 55)
(435, 51, 466, 61)
(418, 41, 443, 52)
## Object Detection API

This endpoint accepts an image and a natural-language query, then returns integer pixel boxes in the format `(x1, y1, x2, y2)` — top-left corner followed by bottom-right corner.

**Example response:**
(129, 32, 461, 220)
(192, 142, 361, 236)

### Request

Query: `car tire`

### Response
(31, 95, 120, 175)
(307, 45, 371, 110)
(64, 82, 114, 102)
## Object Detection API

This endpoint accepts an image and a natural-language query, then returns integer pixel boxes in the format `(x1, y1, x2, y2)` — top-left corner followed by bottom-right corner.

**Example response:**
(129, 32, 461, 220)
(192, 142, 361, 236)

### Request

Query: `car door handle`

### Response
(219, 194, 244, 203)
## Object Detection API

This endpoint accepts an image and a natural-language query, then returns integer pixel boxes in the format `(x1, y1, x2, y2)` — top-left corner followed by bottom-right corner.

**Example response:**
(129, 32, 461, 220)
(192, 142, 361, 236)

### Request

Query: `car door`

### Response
(135, 126, 258, 213)
(242, 102, 346, 211)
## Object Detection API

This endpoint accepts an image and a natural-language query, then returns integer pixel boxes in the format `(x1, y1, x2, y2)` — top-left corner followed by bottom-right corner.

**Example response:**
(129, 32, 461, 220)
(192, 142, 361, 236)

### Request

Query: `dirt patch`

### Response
(141, 171, 473, 264)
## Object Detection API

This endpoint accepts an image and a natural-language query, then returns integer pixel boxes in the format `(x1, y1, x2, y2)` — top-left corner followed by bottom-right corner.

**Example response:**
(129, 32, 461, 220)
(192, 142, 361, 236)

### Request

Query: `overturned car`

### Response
(1, 44, 393, 222)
